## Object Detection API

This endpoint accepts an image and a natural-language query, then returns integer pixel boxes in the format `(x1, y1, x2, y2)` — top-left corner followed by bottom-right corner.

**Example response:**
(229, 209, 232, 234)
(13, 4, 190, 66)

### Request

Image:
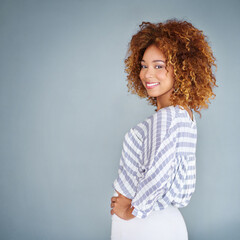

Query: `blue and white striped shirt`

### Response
(112, 105, 197, 219)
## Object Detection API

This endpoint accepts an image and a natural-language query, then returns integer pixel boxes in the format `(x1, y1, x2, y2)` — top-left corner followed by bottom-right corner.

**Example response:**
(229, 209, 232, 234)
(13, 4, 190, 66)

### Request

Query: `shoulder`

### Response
(131, 105, 179, 141)
(144, 105, 178, 126)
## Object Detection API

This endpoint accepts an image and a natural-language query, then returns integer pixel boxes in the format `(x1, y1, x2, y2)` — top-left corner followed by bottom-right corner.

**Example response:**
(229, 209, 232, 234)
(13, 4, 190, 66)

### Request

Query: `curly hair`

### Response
(124, 18, 217, 116)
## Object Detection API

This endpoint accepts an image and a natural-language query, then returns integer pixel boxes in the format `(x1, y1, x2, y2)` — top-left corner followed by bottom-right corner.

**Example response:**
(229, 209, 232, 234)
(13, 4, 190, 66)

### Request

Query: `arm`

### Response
(110, 190, 136, 220)
(111, 107, 176, 219)
(130, 108, 177, 219)
(110, 126, 142, 220)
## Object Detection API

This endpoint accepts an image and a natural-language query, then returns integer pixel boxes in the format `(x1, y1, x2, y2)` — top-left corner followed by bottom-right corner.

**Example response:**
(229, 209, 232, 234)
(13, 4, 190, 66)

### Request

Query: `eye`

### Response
(155, 65, 163, 69)
(140, 65, 147, 69)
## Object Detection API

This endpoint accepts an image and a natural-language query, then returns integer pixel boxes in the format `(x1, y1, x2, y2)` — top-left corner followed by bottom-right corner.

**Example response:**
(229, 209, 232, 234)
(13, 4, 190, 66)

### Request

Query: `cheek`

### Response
(155, 72, 163, 81)
(139, 72, 145, 84)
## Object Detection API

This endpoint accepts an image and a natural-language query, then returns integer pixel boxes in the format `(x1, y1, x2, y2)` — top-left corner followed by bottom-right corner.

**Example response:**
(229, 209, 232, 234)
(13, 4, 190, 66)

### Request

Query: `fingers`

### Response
(110, 193, 120, 216)
(111, 196, 118, 202)
(110, 208, 114, 215)
(111, 196, 119, 215)
(111, 196, 118, 208)
(111, 197, 116, 212)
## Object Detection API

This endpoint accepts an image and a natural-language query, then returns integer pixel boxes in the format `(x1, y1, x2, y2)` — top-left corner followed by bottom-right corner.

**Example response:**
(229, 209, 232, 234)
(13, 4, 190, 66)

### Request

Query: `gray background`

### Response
(0, 0, 239, 239)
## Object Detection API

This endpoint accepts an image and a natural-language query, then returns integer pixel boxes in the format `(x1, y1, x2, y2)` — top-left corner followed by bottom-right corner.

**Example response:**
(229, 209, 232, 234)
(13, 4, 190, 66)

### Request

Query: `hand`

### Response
(110, 190, 136, 220)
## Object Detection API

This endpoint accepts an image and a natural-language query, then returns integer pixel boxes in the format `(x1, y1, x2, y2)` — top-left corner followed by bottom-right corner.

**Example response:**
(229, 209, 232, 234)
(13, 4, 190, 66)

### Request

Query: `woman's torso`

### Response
(111, 105, 196, 239)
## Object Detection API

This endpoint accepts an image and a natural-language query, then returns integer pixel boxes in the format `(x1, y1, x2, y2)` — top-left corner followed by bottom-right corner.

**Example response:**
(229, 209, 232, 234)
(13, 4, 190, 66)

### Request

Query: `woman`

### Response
(110, 19, 217, 240)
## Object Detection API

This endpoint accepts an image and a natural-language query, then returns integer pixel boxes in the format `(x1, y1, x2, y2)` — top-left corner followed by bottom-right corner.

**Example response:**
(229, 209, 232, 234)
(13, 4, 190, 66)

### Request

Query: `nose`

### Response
(145, 67, 154, 79)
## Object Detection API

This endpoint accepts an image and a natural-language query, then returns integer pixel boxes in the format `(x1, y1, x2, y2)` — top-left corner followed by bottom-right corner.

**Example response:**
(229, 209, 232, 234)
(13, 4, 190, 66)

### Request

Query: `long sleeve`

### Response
(169, 154, 196, 208)
(131, 108, 178, 219)
(112, 127, 143, 199)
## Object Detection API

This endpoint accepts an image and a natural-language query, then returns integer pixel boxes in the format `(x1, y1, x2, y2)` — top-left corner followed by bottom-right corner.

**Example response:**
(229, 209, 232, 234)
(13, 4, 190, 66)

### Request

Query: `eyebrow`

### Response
(141, 60, 165, 63)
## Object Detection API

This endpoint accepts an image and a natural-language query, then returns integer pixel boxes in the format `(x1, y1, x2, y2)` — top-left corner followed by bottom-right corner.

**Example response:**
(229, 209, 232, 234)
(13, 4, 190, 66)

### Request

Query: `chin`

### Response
(146, 92, 159, 98)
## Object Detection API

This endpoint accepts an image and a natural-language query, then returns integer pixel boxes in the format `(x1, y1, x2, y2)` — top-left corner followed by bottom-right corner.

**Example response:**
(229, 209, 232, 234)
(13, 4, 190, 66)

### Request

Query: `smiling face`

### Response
(139, 44, 175, 109)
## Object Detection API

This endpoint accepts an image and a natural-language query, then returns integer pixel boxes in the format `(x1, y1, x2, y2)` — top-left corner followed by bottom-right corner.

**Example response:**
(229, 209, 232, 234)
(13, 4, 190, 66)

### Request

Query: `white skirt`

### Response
(111, 191, 188, 240)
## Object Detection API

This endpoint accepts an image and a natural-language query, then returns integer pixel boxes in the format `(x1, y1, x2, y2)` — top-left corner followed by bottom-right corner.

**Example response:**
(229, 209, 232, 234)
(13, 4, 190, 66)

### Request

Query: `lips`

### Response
(146, 82, 160, 89)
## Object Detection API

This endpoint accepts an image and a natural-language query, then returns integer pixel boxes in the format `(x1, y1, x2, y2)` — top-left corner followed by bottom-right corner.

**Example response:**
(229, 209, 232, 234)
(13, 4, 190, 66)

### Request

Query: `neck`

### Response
(156, 89, 173, 111)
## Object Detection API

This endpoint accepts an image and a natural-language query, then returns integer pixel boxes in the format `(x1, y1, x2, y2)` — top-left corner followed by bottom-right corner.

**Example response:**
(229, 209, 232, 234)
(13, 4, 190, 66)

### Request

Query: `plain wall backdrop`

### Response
(0, 0, 240, 239)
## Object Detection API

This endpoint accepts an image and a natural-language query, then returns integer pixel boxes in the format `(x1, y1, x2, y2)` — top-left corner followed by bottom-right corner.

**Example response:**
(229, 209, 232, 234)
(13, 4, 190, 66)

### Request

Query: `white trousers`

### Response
(111, 191, 188, 240)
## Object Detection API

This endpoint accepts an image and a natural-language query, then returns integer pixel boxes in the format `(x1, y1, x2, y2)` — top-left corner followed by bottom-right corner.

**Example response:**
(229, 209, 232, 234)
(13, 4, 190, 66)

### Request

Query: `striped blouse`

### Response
(112, 105, 197, 219)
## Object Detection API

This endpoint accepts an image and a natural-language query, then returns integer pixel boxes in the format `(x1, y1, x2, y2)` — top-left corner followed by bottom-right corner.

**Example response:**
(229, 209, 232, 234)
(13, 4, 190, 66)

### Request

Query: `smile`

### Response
(146, 82, 160, 89)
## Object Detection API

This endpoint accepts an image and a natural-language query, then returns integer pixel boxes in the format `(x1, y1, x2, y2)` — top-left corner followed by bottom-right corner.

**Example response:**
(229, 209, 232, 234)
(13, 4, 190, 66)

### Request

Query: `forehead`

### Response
(142, 44, 166, 60)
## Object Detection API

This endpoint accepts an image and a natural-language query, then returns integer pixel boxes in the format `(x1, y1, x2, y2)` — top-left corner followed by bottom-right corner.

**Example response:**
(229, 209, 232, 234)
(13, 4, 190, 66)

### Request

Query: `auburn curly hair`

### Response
(124, 18, 217, 116)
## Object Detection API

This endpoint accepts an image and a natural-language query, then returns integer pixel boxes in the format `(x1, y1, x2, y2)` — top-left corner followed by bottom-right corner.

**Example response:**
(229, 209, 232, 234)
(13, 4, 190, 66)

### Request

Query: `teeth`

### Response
(147, 83, 159, 86)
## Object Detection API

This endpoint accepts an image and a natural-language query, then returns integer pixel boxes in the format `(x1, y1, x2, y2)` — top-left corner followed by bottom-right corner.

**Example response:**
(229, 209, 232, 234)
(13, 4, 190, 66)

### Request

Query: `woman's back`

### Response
(113, 105, 197, 218)
(111, 105, 197, 240)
